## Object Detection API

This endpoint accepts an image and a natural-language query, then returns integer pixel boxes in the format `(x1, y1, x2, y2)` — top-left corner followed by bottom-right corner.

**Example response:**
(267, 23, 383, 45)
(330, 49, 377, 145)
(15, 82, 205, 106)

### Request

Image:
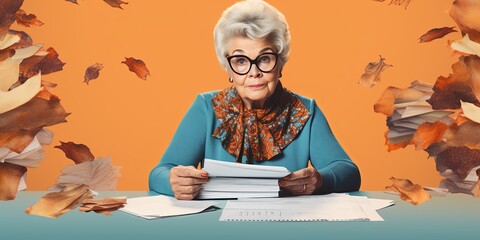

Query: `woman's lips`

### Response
(247, 83, 266, 89)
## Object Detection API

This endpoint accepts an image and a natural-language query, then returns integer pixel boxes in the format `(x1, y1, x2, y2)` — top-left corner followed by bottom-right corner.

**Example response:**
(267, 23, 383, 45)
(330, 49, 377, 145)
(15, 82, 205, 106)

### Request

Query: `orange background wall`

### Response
(19, 0, 458, 190)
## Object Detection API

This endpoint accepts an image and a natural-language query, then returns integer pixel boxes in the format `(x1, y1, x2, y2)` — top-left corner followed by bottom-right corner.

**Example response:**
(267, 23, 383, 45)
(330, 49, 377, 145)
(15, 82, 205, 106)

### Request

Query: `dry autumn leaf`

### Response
(15, 9, 44, 27)
(83, 63, 103, 85)
(373, 0, 413, 9)
(461, 100, 480, 123)
(386, 177, 431, 205)
(412, 121, 449, 150)
(0, 72, 42, 115)
(54, 141, 95, 164)
(19, 47, 65, 82)
(443, 120, 480, 150)
(428, 56, 480, 110)
(374, 86, 426, 116)
(79, 197, 126, 215)
(25, 184, 93, 218)
(449, 0, 480, 43)
(103, 0, 128, 9)
(0, 0, 24, 40)
(358, 56, 392, 88)
(0, 44, 43, 92)
(0, 162, 27, 200)
(434, 146, 480, 180)
(419, 27, 456, 43)
(65, 0, 78, 4)
(122, 57, 150, 80)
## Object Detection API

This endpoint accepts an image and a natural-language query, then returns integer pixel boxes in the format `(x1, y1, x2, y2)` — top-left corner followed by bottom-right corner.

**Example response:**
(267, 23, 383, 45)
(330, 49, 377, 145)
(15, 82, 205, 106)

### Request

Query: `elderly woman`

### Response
(149, 0, 361, 200)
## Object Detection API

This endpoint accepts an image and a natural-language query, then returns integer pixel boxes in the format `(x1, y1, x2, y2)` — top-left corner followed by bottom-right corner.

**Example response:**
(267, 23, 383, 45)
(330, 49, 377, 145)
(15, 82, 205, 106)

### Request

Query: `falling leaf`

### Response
(65, 0, 78, 4)
(0, 94, 69, 153)
(54, 141, 95, 164)
(122, 57, 150, 80)
(419, 27, 456, 43)
(386, 177, 430, 205)
(0, 44, 43, 91)
(0, 0, 24, 40)
(15, 9, 44, 27)
(461, 100, 480, 123)
(435, 146, 480, 180)
(374, 86, 426, 116)
(412, 121, 449, 150)
(450, 34, 480, 57)
(50, 156, 121, 191)
(19, 47, 65, 83)
(0, 162, 27, 200)
(6, 30, 33, 50)
(443, 120, 480, 150)
(25, 184, 93, 218)
(358, 56, 392, 88)
(0, 48, 15, 62)
(449, 0, 480, 43)
(83, 63, 103, 85)
(79, 197, 126, 215)
(103, 0, 128, 9)
(428, 56, 480, 110)
(0, 72, 42, 114)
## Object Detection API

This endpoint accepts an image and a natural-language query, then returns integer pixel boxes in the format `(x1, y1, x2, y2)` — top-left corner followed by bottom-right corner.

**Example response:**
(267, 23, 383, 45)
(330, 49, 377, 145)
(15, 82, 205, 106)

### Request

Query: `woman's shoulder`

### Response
(291, 92, 317, 111)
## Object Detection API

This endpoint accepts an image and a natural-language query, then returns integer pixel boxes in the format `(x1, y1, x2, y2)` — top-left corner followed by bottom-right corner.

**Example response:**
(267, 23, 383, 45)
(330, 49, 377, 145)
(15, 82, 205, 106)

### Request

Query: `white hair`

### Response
(213, 0, 291, 70)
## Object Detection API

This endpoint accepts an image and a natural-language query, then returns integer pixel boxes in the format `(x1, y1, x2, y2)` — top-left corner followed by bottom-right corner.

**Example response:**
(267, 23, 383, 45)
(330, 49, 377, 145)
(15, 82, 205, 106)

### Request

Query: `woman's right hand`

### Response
(170, 166, 209, 200)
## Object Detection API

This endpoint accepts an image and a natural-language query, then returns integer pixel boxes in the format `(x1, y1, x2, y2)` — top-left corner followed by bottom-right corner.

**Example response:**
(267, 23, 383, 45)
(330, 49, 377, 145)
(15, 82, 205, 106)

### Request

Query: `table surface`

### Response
(1, 191, 479, 240)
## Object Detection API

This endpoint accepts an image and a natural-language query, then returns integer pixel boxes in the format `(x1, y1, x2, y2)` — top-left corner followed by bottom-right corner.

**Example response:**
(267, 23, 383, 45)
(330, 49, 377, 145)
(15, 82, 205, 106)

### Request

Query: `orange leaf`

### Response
(444, 120, 480, 150)
(55, 141, 95, 164)
(122, 57, 150, 80)
(0, 162, 27, 201)
(19, 47, 65, 83)
(419, 27, 456, 43)
(103, 0, 128, 9)
(386, 177, 430, 205)
(449, 0, 480, 43)
(412, 121, 449, 150)
(83, 63, 104, 85)
(358, 56, 392, 88)
(15, 9, 44, 27)
(79, 197, 126, 215)
(435, 146, 480, 180)
(427, 56, 480, 110)
(0, 0, 23, 40)
(374, 86, 426, 116)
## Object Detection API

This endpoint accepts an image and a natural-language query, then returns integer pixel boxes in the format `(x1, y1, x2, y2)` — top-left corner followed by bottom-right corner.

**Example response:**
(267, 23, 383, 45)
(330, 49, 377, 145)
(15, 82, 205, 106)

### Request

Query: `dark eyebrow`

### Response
(231, 47, 275, 56)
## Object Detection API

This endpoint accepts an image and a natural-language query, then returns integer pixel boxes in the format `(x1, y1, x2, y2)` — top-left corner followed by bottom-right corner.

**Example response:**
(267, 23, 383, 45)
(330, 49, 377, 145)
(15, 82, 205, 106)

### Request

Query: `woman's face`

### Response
(226, 37, 282, 109)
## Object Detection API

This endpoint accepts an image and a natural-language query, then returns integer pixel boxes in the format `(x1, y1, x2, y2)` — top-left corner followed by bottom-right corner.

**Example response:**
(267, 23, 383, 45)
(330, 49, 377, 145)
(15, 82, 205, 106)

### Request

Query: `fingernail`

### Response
(279, 181, 284, 187)
(201, 173, 208, 178)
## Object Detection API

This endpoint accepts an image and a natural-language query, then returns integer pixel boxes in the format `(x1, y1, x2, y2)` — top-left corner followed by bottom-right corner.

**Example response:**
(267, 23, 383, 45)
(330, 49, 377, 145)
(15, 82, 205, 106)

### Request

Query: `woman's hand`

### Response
(279, 167, 323, 195)
(170, 166, 209, 200)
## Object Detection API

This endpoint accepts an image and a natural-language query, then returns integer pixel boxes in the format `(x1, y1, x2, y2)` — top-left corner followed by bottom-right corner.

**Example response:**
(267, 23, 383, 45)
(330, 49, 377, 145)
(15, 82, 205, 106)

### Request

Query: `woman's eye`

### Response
(260, 56, 271, 62)
(236, 58, 247, 65)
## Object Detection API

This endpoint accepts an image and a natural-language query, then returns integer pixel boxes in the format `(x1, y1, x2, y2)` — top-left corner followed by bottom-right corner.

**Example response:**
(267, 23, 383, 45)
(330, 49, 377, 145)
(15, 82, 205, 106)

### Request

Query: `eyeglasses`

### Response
(226, 52, 278, 75)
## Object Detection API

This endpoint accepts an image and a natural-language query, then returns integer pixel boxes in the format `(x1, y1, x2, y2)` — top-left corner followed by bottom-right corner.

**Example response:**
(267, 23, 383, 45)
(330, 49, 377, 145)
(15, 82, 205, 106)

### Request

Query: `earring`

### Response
(228, 77, 233, 83)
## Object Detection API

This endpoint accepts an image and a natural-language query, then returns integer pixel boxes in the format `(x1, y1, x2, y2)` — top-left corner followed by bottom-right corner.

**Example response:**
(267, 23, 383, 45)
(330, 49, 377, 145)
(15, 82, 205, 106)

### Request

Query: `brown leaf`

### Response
(65, 0, 78, 4)
(19, 47, 65, 83)
(15, 9, 44, 27)
(79, 197, 126, 215)
(412, 121, 449, 150)
(0, 162, 27, 201)
(54, 141, 95, 164)
(427, 56, 480, 110)
(443, 120, 480, 150)
(6, 30, 32, 49)
(386, 177, 430, 205)
(449, 0, 480, 43)
(122, 57, 150, 80)
(374, 86, 426, 116)
(0, 48, 15, 62)
(25, 184, 93, 218)
(103, 0, 128, 9)
(83, 63, 103, 85)
(0, 0, 24, 40)
(419, 27, 456, 43)
(435, 146, 480, 180)
(358, 56, 392, 88)
(0, 94, 69, 153)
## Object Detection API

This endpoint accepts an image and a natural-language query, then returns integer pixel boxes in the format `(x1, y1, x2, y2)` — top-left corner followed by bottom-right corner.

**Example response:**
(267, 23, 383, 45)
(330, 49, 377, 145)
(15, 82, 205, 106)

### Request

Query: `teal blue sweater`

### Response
(149, 91, 361, 195)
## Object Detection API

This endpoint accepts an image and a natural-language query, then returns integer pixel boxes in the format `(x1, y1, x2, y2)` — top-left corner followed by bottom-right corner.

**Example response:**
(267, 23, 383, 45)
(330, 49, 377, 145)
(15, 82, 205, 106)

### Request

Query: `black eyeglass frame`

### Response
(226, 52, 279, 75)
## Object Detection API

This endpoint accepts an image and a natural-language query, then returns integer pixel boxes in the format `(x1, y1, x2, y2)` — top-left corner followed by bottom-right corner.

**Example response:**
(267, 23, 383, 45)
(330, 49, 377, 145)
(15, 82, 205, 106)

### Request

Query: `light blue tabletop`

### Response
(0, 191, 478, 240)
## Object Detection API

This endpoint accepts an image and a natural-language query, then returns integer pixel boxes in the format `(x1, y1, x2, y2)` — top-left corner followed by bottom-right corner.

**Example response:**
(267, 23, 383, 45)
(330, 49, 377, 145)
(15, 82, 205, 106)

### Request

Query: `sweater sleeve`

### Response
(308, 100, 361, 193)
(148, 95, 208, 196)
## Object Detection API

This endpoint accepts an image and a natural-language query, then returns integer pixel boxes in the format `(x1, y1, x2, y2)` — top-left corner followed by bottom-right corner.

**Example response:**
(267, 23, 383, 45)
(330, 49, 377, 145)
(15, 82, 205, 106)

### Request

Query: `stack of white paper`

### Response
(198, 159, 290, 199)
(387, 81, 453, 144)
(220, 194, 395, 222)
(120, 195, 219, 220)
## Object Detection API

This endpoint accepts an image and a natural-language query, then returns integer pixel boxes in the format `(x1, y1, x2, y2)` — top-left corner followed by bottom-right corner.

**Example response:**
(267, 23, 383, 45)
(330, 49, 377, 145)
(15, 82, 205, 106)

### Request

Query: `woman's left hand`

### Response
(279, 167, 323, 195)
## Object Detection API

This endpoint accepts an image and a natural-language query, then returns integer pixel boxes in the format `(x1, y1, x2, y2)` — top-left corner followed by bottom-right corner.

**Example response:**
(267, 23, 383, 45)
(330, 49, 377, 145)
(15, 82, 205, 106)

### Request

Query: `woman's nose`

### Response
(248, 64, 262, 78)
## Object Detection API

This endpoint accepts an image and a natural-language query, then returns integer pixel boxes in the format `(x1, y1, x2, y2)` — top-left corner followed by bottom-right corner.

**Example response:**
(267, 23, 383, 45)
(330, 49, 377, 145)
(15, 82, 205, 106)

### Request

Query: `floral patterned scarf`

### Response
(211, 82, 311, 162)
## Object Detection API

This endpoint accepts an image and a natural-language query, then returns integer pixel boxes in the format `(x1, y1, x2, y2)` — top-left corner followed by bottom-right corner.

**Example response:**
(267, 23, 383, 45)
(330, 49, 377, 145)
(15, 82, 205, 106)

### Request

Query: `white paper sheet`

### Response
(120, 195, 219, 220)
(203, 159, 290, 178)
